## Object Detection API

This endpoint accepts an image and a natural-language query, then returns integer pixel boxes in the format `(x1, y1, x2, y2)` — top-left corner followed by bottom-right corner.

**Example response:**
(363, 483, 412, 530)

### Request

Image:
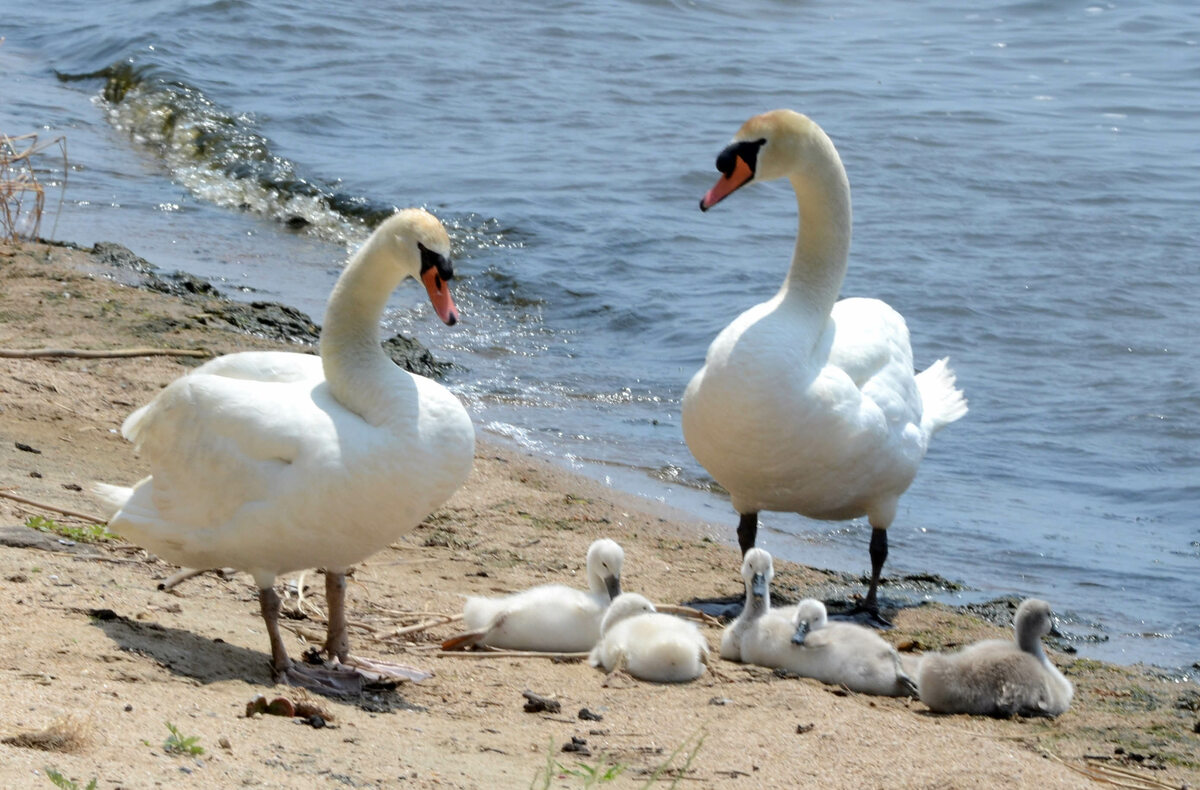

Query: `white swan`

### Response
(94, 208, 475, 695)
(917, 598, 1074, 717)
(589, 593, 710, 683)
(441, 538, 624, 652)
(683, 109, 967, 625)
(741, 597, 916, 697)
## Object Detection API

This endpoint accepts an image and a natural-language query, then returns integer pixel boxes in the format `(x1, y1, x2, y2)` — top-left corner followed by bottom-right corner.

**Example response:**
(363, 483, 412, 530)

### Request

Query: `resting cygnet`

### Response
(917, 598, 1073, 717)
(441, 538, 623, 652)
(589, 593, 710, 683)
(721, 548, 776, 661)
(742, 597, 917, 697)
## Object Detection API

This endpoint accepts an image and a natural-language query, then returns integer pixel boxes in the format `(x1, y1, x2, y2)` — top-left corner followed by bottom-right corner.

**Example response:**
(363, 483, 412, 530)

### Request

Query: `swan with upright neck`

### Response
(917, 598, 1074, 717)
(720, 547, 776, 661)
(682, 109, 967, 625)
(94, 208, 475, 695)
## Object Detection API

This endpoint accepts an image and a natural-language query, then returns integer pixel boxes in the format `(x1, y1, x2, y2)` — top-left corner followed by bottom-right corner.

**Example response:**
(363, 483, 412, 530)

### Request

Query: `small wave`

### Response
(56, 61, 516, 255)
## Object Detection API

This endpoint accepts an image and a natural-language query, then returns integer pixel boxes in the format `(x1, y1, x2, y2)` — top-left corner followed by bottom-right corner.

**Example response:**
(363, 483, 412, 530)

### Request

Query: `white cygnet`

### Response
(589, 593, 710, 683)
(742, 597, 917, 697)
(443, 538, 624, 652)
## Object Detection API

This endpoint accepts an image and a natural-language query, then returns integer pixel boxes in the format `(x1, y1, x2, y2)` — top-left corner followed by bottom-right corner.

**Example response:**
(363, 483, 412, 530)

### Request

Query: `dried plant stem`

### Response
(0, 489, 106, 524)
(436, 648, 589, 661)
(0, 347, 210, 359)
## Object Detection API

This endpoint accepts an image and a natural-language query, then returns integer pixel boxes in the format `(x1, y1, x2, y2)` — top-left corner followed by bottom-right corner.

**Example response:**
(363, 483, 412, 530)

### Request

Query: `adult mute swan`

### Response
(441, 538, 624, 652)
(683, 109, 968, 626)
(589, 593, 711, 683)
(917, 598, 1074, 717)
(94, 208, 475, 695)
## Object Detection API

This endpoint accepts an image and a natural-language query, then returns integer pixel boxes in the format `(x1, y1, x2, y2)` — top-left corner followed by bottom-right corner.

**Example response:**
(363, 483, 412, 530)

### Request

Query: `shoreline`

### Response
(2, 238, 1197, 788)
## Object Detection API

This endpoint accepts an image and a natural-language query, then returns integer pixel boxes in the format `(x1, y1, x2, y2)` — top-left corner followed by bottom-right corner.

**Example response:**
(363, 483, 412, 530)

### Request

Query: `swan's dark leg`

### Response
(327, 569, 433, 683)
(324, 571, 350, 661)
(855, 528, 893, 629)
(259, 586, 294, 677)
(259, 584, 365, 697)
(831, 528, 894, 629)
(737, 512, 758, 555)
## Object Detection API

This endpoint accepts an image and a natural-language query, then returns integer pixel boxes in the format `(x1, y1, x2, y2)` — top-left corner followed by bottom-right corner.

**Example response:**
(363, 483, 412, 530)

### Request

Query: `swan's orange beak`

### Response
(421, 267, 459, 326)
(700, 155, 754, 211)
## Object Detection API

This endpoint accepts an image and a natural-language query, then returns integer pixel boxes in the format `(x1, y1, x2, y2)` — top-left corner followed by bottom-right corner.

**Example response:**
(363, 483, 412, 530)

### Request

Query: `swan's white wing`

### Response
(826, 297, 921, 429)
(122, 370, 331, 531)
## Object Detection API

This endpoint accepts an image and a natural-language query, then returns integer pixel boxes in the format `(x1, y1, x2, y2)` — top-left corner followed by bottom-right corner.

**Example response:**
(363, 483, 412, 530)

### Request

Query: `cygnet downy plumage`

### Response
(589, 593, 710, 683)
(720, 547, 775, 661)
(917, 598, 1073, 717)
(442, 538, 623, 652)
(741, 597, 916, 697)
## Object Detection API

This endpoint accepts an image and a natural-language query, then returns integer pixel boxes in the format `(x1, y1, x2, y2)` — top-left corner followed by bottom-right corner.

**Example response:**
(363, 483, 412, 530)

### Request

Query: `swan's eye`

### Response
(715, 138, 767, 177)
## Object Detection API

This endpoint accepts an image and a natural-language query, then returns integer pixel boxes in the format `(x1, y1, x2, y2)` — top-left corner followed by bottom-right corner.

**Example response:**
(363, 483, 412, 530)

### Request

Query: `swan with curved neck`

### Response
(442, 538, 625, 652)
(589, 593, 711, 683)
(683, 110, 967, 625)
(917, 598, 1074, 717)
(95, 208, 475, 694)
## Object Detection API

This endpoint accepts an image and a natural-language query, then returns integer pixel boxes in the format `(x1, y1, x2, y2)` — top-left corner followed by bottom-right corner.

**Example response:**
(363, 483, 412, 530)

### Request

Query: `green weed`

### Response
(162, 722, 204, 756)
(44, 767, 97, 790)
(25, 516, 113, 544)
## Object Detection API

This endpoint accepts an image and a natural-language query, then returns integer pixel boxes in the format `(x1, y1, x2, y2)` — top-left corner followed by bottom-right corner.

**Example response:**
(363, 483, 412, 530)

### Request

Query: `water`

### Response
(2, 0, 1197, 673)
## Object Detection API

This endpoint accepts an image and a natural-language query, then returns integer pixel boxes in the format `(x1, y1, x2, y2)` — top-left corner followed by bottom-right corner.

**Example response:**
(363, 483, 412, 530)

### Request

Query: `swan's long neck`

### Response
(744, 579, 770, 620)
(321, 234, 410, 424)
(1016, 619, 1049, 662)
(780, 140, 852, 322)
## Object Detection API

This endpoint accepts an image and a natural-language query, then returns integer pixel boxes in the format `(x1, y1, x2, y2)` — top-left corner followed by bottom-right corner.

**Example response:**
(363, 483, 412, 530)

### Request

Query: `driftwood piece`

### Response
(521, 689, 561, 714)
(0, 347, 210, 359)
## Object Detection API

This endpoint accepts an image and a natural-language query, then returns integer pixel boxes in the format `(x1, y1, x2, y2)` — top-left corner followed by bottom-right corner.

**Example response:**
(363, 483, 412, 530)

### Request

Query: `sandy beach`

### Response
(1, 239, 1196, 789)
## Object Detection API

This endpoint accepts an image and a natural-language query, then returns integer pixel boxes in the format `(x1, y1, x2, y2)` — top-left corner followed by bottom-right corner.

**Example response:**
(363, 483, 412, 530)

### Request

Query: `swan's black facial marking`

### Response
(715, 138, 767, 178)
(418, 242, 454, 281)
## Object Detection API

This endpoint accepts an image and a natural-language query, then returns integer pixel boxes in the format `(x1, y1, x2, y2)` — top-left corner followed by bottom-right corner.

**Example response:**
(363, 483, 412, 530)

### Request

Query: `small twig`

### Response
(378, 615, 460, 641)
(1040, 748, 1181, 789)
(437, 649, 589, 661)
(0, 489, 107, 524)
(655, 604, 724, 628)
(0, 347, 211, 359)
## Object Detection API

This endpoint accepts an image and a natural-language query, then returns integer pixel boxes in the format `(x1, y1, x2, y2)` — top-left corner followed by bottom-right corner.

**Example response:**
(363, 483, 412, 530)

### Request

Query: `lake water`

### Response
(2, 0, 1197, 673)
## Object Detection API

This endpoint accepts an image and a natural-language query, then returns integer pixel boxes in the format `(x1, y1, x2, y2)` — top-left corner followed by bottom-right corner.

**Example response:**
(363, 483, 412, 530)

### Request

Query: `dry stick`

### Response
(1041, 749, 1177, 790)
(655, 604, 723, 628)
(0, 347, 211, 359)
(437, 649, 589, 661)
(378, 615, 459, 640)
(0, 490, 107, 524)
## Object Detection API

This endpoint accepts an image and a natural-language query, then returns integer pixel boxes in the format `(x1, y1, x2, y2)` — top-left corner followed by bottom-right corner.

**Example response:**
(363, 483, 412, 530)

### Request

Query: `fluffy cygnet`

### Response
(917, 598, 1073, 717)
(442, 538, 623, 652)
(589, 593, 710, 683)
(742, 597, 917, 697)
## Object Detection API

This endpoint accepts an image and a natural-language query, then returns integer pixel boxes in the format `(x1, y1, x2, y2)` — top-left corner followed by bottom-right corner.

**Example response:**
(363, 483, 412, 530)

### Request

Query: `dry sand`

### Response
(1, 240, 1196, 789)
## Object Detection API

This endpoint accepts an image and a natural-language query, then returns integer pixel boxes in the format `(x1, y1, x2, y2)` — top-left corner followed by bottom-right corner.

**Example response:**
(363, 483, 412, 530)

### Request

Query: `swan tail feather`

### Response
(91, 482, 134, 520)
(916, 357, 967, 437)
